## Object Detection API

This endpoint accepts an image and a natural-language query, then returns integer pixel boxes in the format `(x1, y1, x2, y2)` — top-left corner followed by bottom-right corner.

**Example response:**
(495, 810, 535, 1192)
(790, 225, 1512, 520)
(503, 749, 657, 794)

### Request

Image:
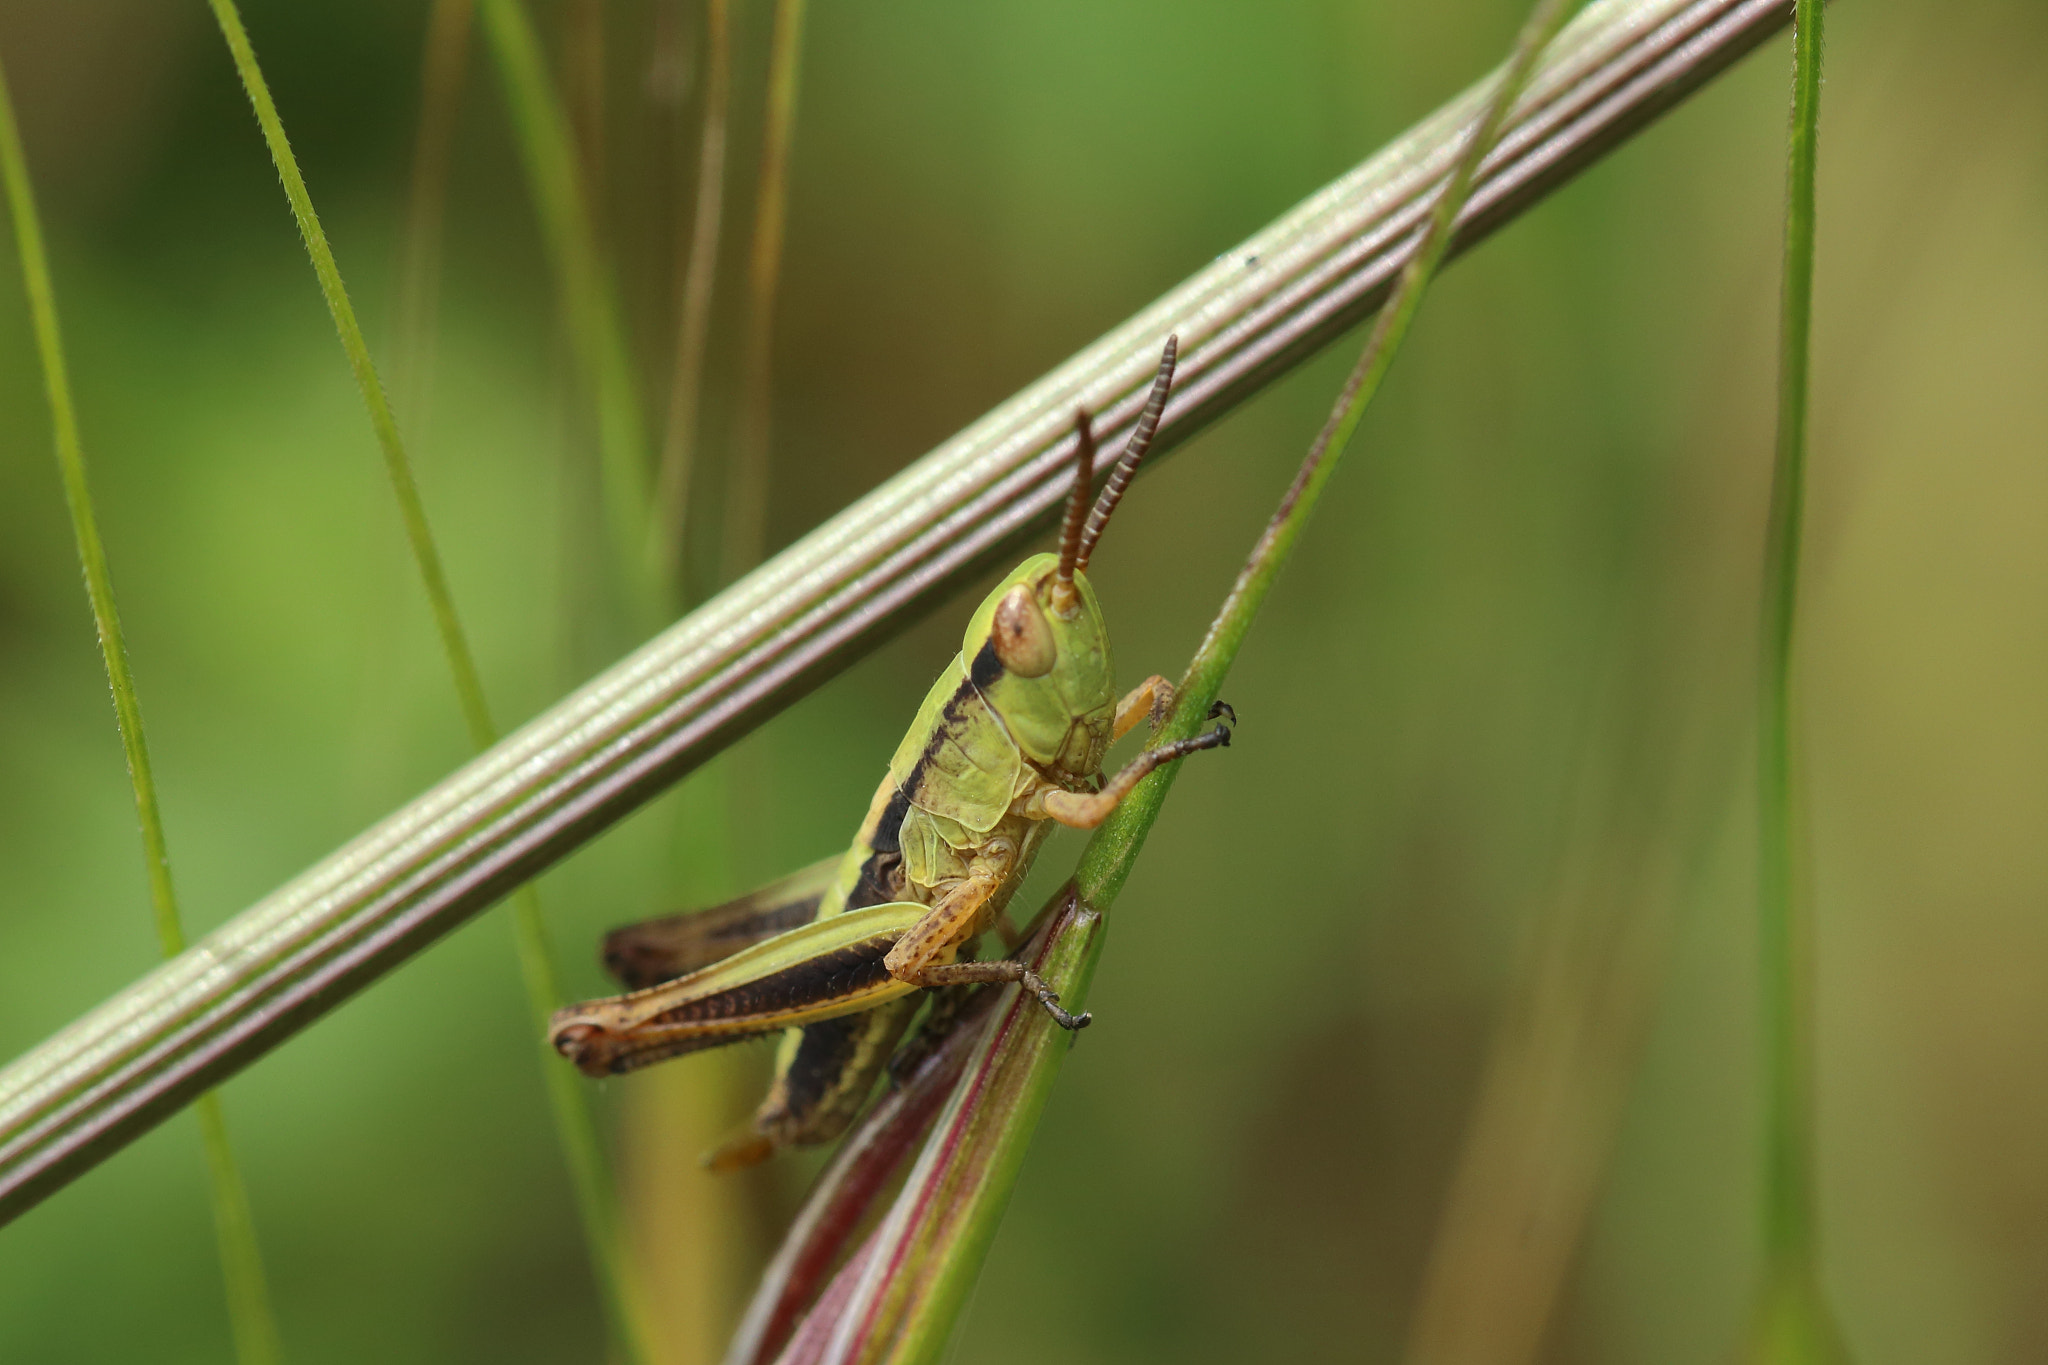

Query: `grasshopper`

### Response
(549, 338, 1230, 1168)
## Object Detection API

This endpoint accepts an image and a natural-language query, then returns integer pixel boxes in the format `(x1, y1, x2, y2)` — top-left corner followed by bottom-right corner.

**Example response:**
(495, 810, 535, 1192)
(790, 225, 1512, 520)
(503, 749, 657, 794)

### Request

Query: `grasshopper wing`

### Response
(551, 901, 928, 1077)
(601, 855, 840, 989)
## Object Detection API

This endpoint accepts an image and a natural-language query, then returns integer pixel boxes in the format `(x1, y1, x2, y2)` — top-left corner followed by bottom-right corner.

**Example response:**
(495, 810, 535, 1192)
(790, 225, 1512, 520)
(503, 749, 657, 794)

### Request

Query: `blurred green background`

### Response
(1, 0, 2044, 1361)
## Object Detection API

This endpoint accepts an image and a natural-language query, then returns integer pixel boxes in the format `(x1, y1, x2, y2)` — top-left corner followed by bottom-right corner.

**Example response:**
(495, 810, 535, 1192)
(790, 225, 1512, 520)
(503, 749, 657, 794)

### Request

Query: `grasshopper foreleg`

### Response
(1035, 704, 1234, 830)
(1113, 675, 1175, 741)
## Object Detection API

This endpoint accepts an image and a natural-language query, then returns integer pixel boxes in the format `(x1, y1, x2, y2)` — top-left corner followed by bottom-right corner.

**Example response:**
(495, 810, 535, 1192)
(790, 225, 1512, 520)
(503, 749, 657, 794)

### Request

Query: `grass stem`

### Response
(392, 0, 475, 440)
(0, 41, 284, 1365)
(652, 0, 732, 599)
(722, 0, 807, 586)
(203, 6, 654, 1362)
(1752, 1, 1846, 1360)
(1082, 0, 1579, 908)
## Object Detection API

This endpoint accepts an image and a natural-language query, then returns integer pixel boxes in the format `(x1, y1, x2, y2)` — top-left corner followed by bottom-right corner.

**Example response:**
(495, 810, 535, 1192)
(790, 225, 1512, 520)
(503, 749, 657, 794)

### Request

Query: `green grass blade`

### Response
(808, 6, 1583, 1359)
(191, 1093, 285, 1365)
(0, 42, 285, 1365)
(474, 0, 652, 608)
(722, 0, 808, 586)
(204, 0, 493, 752)
(1751, 1, 1849, 1361)
(1086, 0, 1580, 910)
(202, 7, 655, 1362)
(652, 0, 732, 598)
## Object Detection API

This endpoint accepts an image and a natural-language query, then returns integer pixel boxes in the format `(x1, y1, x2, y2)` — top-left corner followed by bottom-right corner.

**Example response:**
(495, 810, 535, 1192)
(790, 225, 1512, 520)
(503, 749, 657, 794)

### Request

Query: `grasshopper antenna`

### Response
(1051, 407, 1097, 613)
(1074, 334, 1177, 574)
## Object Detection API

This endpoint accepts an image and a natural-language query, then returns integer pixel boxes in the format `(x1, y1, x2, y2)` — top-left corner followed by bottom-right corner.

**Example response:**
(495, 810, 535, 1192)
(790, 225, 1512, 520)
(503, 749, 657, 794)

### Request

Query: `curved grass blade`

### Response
(775, 1237, 882, 1365)
(814, 888, 1102, 1365)
(0, 0, 1799, 1224)
(0, 43, 284, 1365)
(725, 987, 1004, 1365)
(803, 4, 1583, 1359)
(201, 6, 654, 1361)
(1750, 0, 1850, 1359)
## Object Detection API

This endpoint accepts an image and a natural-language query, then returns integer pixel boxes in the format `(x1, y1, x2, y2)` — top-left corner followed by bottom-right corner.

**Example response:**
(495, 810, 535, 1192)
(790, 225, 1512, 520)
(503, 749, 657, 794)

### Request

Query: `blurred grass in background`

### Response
(0, 1, 2044, 1362)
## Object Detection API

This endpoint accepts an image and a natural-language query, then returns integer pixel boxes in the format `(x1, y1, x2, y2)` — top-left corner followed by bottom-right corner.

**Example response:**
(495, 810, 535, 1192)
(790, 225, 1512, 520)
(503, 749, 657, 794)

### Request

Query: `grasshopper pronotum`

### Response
(549, 338, 1231, 1168)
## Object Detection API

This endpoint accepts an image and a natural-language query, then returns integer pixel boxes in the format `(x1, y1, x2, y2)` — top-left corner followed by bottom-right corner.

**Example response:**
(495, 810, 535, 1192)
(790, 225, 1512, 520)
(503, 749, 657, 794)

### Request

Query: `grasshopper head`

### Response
(961, 552, 1116, 779)
(960, 337, 1178, 781)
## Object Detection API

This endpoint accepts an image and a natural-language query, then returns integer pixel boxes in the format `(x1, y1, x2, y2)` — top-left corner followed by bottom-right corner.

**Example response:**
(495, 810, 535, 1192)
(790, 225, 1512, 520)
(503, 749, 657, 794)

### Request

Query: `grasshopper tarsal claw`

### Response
(1028, 982, 1092, 1032)
(1208, 699, 1237, 726)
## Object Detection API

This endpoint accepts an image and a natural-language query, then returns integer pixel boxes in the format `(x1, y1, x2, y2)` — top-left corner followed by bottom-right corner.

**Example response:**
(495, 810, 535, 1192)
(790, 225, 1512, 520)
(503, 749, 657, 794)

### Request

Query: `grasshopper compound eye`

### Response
(991, 584, 1057, 676)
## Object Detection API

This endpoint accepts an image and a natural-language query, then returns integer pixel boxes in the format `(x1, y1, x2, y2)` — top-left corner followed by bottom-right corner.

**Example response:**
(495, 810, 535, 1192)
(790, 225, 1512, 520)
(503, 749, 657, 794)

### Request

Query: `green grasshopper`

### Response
(549, 338, 1230, 1168)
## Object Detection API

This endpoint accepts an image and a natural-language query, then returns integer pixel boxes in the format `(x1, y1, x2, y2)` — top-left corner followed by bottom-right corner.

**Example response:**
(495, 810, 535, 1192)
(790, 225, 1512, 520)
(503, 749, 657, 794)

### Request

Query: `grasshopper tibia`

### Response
(916, 960, 1092, 1031)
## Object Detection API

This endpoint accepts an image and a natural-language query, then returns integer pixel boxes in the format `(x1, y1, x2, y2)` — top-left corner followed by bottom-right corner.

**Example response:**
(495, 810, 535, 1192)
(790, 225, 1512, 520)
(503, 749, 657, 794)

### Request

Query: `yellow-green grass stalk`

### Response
(797, 3, 1581, 1359)
(1751, 0, 1848, 1360)
(475, 0, 652, 614)
(0, 44, 285, 1365)
(391, 0, 476, 441)
(652, 0, 733, 599)
(202, 6, 655, 1362)
(722, 0, 808, 587)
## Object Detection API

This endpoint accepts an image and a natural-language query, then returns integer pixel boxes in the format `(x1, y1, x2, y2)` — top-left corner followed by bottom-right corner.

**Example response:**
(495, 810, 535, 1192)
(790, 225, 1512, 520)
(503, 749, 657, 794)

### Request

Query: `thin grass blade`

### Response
(201, 6, 654, 1361)
(722, 0, 808, 586)
(391, 0, 476, 439)
(653, 0, 734, 596)
(1750, 0, 1849, 1359)
(0, 42, 284, 1365)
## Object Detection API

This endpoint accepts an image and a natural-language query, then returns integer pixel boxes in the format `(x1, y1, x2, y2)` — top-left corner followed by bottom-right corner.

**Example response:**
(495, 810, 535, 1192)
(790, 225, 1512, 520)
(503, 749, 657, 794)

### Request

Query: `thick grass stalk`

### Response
(1751, 1, 1846, 1360)
(812, 5, 1581, 1360)
(202, 7, 654, 1363)
(475, 0, 651, 606)
(722, 0, 808, 585)
(652, 0, 733, 597)
(0, 45, 284, 1365)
